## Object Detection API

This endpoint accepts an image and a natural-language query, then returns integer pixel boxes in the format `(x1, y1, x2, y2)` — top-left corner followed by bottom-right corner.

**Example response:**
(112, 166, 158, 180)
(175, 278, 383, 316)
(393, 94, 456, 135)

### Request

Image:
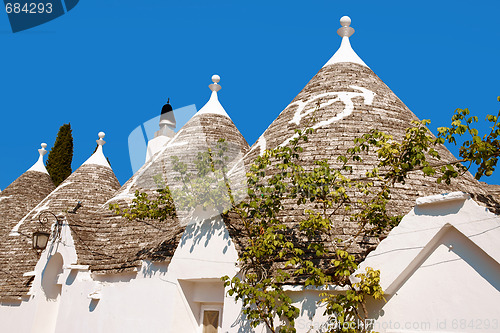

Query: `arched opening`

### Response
(32, 252, 64, 333)
(41, 252, 63, 300)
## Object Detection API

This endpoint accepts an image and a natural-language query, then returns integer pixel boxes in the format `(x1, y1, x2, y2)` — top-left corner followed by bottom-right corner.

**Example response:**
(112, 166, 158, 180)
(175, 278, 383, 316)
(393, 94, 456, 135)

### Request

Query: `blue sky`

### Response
(1, 0, 500, 190)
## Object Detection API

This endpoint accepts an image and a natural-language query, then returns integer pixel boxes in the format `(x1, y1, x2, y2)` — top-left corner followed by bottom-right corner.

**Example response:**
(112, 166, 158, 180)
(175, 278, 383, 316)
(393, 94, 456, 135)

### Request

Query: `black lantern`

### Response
(32, 231, 51, 250)
(33, 211, 62, 251)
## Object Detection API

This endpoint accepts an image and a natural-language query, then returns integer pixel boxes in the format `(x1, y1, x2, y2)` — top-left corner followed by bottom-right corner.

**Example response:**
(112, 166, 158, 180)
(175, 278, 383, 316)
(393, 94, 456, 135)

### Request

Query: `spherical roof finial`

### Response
(38, 142, 48, 157)
(97, 132, 106, 146)
(340, 16, 351, 27)
(337, 15, 355, 38)
(209, 74, 222, 92)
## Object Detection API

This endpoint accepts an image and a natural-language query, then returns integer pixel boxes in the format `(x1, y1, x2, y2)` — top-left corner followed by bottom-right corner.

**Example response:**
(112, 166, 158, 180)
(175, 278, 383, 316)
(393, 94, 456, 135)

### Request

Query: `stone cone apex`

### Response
(1, 130, 121, 298)
(9, 132, 120, 236)
(241, 15, 488, 262)
(115, 74, 250, 204)
(84, 74, 250, 274)
(196, 74, 229, 117)
(82, 132, 111, 169)
(0, 143, 55, 237)
(27, 143, 49, 174)
(323, 16, 368, 68)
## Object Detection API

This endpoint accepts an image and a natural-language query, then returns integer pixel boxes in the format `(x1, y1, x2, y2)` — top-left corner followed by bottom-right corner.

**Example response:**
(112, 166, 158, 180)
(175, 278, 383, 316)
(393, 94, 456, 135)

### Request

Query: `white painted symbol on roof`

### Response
(280, 85, 375, 147)
(289, 85, 375, 126)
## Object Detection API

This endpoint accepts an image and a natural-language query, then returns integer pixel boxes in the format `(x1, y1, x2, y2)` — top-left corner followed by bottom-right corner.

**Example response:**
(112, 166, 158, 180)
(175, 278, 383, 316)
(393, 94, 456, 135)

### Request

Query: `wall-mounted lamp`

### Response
(33, 231, 51, 251)
(33, 211, 63, 251)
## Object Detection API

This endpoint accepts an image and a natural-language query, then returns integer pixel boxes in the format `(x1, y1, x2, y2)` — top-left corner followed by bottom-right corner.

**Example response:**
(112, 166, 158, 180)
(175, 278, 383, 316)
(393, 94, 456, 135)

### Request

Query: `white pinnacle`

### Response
(323, 16, 368, 68)
(39, 143, 48, 156)
(82, 132, 111, 168)
(197, 74, 230, 117)
(27, 143, 49, 174)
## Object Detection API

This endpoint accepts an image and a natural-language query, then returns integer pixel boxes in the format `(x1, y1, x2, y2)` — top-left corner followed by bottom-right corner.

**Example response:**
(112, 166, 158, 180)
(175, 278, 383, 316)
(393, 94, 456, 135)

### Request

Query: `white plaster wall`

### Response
(2, 194, 499, 333)
(0, 219, 179, 333)
(367, 235, 500, 333)
(47, 211, 240, 333)
(54, 266, 178, 333)
(32, 252, 64, 333)
(361, 195, 500, 333)
(0, 211, 240, 333)
(289, 290, 331, 333)
(51, 212, 240, 333)
(359, 196, 500, 293)
(168, 212, 240, 332)
(168, 214, 238, 280)
(0, 299, 37, 332)
(0, 219, 78, 332)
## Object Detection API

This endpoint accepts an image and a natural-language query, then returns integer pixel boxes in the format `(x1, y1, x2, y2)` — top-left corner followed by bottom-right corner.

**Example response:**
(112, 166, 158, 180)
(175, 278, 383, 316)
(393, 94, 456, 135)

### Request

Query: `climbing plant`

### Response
(113, 97, 500, 333)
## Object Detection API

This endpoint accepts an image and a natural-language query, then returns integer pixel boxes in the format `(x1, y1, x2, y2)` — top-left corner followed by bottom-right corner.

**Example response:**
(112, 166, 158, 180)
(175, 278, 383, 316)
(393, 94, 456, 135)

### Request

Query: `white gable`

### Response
(359, 193, 500, 292)
(359, 193, 500, 333)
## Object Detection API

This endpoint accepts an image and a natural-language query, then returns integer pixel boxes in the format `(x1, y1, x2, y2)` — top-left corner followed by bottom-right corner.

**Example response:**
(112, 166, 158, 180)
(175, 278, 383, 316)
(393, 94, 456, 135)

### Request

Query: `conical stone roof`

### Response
(0, 134, 120, 298)
(0, 144, 55, 237)
(79, 75, 250, 273)
(237, 17, 492, 266)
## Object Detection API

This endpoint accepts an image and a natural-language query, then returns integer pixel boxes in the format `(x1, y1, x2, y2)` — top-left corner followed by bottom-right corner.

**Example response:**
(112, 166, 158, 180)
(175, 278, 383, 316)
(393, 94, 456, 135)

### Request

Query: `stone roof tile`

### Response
(0, 163, 120, 298)
(229, 60, 497, 273)
(81, 84, 250, 273)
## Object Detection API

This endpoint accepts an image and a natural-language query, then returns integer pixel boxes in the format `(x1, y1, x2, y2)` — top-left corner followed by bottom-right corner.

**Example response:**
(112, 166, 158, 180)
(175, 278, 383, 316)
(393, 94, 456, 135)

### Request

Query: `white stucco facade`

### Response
(1, 192, 498, 333)
(361, 193, 500, 333)
(1, 210, 243, 333)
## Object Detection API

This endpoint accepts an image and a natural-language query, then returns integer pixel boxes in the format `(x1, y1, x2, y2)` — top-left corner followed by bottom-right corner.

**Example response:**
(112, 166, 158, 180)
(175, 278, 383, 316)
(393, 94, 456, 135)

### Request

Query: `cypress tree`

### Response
(46, 123, 74, 186)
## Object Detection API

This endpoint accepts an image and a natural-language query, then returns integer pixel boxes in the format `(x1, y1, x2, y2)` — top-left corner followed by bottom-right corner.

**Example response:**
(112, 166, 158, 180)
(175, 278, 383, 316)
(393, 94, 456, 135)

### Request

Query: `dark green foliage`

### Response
(46, 123, 73, 186)
(437, 96, 500, 180)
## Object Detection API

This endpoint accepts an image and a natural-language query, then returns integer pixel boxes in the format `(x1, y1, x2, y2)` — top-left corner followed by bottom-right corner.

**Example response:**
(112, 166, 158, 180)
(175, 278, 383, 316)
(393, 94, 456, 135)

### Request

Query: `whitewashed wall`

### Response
(361, 193, 500, 333)
(26, 210, 240, 333)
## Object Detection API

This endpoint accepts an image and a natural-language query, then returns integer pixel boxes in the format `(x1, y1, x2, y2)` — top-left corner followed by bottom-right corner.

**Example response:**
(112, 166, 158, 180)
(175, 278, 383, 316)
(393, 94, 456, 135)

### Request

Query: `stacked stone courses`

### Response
(0, 171, 55, 237)
(72, 112, 249, 275)
(239, 62, 494, 268)
(0, 164, 120, 298)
